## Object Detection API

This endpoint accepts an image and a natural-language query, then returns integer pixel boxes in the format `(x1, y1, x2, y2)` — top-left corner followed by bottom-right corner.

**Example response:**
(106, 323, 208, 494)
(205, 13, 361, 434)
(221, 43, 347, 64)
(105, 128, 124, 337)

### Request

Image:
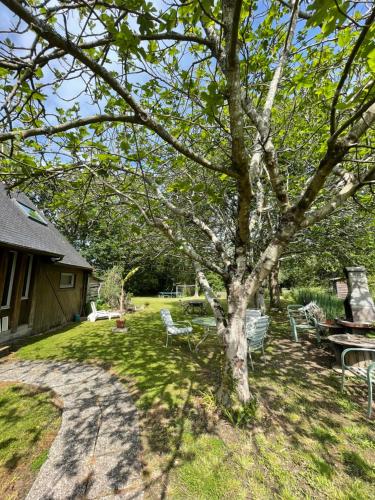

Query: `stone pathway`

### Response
(0, 360, 143, 499)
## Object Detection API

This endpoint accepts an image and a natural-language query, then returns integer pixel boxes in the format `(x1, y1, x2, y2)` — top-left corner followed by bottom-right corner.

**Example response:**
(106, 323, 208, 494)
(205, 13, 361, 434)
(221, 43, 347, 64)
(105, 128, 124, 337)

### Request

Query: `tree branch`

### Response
(152, 184, 231, 268)
(293, 102, 375, 218)
(301, 166, 375, 227)
(83, 164, 228, 277)
(330, 7, 375, 135)
(276, 0, 311, 20)
(1, 0, 234, 177)
(0, 113, 141, 142)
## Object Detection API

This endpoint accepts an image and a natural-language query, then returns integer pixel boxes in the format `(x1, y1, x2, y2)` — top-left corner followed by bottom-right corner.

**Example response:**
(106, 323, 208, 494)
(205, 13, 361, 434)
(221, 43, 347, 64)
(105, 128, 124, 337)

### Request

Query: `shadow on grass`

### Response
(9, 299, 375, 498)
(247, 308, 374, 493)
(12, 300, 224, 496)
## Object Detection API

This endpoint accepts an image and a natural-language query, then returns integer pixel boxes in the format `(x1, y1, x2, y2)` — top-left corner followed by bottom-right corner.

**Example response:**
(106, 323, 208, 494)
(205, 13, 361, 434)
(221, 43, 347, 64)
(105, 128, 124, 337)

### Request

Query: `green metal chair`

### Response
(287, 304, 314, 342)
(246, 315, 270, 370)
(341, 348, 375, 418)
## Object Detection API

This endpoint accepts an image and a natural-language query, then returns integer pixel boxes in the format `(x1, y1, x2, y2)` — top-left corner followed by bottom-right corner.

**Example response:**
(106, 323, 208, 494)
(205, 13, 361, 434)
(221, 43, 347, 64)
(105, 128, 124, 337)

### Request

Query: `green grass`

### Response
(9, 297, 375, 499)
(0, 382, 61, 499)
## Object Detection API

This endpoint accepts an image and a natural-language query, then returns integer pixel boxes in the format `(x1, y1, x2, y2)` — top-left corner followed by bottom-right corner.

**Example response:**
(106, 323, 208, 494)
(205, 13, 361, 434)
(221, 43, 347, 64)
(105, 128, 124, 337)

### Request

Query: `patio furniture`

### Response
(341, 348, 375, 417)
(288, 302, 325, 344)
(246, 315, 270, 370)
(287, 304, 314, 342)
(158, 291, 177, 298)
(313, 319, 345, 345)
(192, 316, 216, 351)
(160, 309, 193, 351)
(335, 319, 375, 335)
(87, 302, 121, 322)
(187, 299, 206, 314)
(246, 309, 262, 329)
(327, 334, 375, 365)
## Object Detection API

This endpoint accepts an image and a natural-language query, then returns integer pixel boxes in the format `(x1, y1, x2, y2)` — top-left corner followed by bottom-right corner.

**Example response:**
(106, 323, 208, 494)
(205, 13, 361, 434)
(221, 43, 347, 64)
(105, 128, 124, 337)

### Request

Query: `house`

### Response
(0, 183, 92, 343)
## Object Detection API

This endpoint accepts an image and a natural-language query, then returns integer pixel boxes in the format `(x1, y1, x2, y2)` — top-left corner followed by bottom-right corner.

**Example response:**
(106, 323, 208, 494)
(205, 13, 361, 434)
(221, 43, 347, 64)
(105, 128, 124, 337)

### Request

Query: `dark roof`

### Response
(0, 183, 92, 270)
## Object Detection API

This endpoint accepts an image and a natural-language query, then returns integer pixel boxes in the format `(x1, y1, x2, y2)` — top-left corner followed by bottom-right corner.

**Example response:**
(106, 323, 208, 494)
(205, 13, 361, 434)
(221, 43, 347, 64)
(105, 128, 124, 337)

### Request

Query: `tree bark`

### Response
(255, 282, 266, 313)
(194, 274, 199, 297)
(269, 262, 281, 309)
(120, 281, 125, 313)
(218, 281, 250, 407)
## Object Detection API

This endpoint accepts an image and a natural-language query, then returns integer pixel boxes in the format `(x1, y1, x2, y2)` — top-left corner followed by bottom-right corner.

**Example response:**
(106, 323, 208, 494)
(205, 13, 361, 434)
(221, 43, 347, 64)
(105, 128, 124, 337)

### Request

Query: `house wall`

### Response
(31, 261, 86, 333)
(0, 246, 88, 342)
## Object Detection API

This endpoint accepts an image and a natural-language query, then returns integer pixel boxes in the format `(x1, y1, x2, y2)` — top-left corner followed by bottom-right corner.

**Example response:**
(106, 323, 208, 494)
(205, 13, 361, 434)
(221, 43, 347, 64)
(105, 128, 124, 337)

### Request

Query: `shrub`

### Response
(291, 287, 344, 319)
(100, 265, 123, 309)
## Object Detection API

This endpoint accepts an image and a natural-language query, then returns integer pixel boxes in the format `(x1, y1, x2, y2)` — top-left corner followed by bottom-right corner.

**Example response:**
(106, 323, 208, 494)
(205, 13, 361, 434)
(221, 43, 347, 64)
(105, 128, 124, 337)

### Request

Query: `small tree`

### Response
(100, 265, 139, 311)
(100, 266, 123, 309)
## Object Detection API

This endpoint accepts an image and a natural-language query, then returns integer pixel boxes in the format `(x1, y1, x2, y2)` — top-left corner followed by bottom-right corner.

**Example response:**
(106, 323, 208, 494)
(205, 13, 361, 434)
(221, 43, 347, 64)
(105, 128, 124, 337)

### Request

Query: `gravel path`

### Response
(0, 360, 143, 499)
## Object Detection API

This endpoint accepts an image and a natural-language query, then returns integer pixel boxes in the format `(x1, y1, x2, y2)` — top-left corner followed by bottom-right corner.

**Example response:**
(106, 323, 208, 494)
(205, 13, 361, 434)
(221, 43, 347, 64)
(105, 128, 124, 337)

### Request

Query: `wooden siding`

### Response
(32, 261, 85, 333)
(87, 276, 101, 302)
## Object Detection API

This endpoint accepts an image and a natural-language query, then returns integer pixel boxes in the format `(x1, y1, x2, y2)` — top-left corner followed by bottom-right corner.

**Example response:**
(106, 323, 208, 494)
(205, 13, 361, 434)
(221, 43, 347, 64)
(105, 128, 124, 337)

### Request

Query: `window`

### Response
(1, 251, 17, 309)
(60, 272, 75, 289)
(21, 255, 33, 299)
(16, 201, 47, 225)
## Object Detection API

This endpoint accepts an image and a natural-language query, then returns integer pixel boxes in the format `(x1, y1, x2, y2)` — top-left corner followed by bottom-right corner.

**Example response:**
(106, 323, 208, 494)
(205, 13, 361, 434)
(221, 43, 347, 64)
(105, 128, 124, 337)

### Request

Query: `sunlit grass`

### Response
(0, 383, 61, 499)
(11, 297, 375, 499)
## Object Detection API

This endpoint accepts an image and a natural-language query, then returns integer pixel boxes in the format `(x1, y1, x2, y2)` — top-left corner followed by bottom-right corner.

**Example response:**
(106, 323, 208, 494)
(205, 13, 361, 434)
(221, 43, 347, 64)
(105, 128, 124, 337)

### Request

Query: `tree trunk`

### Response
(119, 281, 125, 313)
(269, 262, 281, 310)
(255, 281, 266, 313)
(218, 282, 251, 407)
(194, 274, 199, 297)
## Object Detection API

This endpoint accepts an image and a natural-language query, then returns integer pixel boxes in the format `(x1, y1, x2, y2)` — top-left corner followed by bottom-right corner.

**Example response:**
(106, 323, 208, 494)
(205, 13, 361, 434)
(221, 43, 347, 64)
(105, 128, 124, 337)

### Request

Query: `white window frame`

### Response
(1, 251, 17, 310)
(60, 272, 75, 289)
(16, 200, 48, 226)
(1, 316, 9, 332)
(21, 254, 33, 300)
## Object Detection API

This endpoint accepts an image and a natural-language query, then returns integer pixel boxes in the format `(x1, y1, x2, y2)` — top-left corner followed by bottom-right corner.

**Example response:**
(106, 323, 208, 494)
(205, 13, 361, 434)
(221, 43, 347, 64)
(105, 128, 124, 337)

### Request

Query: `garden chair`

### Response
(341, 348, 375, 418)
(287, 304, 315, 342)
(87, 302, 121, 322)
(246, 309, 262, 325)
(246, 315, 270, 370)
(160, 309, 193, 351)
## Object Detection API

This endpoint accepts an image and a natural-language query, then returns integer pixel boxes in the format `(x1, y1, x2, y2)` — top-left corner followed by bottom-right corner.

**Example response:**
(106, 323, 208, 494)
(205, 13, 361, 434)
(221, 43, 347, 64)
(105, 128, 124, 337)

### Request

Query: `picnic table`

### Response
(158, 291, 180, 298)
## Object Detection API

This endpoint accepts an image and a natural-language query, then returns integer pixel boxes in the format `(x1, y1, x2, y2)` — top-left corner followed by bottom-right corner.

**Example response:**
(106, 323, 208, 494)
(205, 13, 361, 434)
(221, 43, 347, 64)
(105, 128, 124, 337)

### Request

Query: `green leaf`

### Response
(367, 48, 375, 74)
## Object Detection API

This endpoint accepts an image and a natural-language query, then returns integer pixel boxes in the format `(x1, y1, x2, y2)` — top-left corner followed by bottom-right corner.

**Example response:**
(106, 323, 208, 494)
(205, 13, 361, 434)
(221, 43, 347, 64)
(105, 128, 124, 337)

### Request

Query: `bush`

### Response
(206, 272, 225, 293)
(291, 287, 344, 319)
(100, 265, 122, 309)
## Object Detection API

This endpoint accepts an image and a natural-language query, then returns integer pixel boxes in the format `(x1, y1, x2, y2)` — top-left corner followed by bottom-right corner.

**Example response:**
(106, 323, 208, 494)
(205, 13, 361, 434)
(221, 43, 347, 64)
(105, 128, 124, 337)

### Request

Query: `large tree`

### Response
(0, 0, 375, 406)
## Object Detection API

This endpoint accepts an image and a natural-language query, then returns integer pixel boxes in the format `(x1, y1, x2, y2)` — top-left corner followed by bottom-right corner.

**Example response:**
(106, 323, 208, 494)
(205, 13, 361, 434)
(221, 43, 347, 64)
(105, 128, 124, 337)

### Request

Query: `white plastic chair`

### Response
(160, 309, 193, 351)
(87, 302, 121, 322)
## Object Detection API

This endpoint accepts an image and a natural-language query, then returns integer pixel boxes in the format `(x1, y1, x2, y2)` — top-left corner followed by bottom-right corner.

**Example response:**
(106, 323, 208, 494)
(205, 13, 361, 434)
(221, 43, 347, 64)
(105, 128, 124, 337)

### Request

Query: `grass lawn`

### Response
(0, 382, 61, 500)
(7, 297, 375, 499)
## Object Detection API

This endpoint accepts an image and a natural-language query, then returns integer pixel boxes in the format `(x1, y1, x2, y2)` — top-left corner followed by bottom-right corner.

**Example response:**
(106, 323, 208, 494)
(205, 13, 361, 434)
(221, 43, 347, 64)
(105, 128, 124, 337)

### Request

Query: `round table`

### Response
(192, 316, 216, 351)
(327, 333, 375, 365)
(335, 319, 375, 335)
